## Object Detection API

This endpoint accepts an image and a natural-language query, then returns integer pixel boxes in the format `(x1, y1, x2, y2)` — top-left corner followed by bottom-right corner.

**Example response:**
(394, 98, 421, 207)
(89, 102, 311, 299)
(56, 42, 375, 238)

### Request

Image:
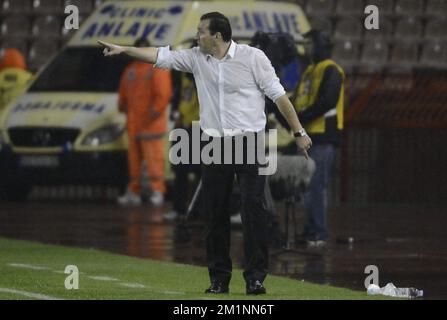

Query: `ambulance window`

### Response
(29, 47, 132, 92)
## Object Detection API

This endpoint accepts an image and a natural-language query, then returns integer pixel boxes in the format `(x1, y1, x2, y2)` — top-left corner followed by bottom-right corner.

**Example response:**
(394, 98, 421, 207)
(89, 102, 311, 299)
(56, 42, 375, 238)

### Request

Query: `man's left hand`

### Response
(296, 135, 312, 159)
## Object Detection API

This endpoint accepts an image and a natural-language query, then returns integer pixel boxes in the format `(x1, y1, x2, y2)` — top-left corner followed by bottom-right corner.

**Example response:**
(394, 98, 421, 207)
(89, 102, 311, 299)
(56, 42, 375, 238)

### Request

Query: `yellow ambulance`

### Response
(0, 0, 310, 200)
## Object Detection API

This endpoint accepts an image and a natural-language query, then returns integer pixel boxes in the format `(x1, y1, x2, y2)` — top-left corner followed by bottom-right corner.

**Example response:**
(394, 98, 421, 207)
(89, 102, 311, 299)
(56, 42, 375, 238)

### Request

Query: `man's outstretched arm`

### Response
(97, 40, 158, 63)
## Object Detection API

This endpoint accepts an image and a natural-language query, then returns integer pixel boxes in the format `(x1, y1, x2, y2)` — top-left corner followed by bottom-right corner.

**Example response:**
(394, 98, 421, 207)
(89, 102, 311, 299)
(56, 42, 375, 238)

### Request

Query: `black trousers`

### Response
(201, 133, 270, 284)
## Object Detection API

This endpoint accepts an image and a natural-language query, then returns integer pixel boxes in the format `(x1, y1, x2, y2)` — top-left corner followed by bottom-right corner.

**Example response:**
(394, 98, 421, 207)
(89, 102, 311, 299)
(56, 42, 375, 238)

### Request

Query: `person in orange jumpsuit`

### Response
(117, 38, 172, 206)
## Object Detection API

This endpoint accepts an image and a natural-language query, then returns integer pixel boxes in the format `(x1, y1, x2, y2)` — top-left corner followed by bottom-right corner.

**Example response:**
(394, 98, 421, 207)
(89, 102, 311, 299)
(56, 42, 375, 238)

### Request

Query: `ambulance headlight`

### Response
(81, 124, 125, 146)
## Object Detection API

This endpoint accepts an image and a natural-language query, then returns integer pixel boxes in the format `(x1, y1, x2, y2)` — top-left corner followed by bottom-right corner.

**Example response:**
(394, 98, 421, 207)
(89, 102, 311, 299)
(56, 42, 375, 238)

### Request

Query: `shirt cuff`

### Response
(266, 80, 286, 102)
(154, 45, 171, 69)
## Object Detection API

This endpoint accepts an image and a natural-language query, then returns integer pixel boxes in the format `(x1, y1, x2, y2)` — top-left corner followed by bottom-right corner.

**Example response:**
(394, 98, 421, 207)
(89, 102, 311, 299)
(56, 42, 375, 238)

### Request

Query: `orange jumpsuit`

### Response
(118, 61, 172, 195)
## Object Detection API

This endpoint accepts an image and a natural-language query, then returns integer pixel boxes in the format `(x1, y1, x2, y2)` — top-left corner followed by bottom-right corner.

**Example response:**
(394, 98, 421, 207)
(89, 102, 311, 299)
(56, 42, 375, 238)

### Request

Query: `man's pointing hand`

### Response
(97, 40, 124, 57)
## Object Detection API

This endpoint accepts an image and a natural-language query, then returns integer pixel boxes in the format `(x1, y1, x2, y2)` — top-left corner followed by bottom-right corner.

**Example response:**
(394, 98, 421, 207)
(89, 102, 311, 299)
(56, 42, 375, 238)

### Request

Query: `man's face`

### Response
(196, 19, 215, 54)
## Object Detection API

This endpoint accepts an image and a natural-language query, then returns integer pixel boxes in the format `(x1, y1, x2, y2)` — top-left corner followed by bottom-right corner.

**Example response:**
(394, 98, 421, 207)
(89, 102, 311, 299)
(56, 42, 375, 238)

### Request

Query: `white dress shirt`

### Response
(155, 40, 285, 136)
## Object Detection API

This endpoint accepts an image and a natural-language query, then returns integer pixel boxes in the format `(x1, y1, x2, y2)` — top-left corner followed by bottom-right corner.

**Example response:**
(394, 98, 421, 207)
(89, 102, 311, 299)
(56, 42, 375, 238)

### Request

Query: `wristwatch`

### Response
(294, 128, 307, 137)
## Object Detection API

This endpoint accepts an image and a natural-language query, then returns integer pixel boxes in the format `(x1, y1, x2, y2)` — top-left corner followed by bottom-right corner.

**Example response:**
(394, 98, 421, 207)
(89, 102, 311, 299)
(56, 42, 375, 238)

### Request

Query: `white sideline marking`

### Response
(118, 283, 147, 289)
(53, 270, 85, 275)
(7, 262, 181, 296)
(8, 263, 50, 270)
(8, 262, 119, 282)
(87, 275, 119, 281)
(0, 288, 63, 300)
(163, 291, 186, 295)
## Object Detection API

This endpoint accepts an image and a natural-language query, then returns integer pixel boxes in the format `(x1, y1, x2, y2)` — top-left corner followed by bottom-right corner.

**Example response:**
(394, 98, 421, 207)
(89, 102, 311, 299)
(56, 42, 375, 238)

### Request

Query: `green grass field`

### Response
(0, 237, 387, 300)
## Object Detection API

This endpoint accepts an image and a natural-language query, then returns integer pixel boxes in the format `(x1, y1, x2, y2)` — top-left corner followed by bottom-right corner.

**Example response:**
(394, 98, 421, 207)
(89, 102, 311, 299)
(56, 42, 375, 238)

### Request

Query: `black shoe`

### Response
(246, 280, 266, 295)
(205, 280, 229, 294)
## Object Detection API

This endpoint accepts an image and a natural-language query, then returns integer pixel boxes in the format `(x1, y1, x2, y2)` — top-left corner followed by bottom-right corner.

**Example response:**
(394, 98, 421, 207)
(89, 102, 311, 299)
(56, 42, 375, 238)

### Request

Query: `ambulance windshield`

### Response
(29, 47, 132, 92)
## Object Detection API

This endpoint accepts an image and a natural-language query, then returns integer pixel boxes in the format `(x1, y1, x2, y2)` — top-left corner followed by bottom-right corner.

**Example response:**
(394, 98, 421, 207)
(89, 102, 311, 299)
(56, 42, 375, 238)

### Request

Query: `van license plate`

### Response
(19, 155, 59, 168)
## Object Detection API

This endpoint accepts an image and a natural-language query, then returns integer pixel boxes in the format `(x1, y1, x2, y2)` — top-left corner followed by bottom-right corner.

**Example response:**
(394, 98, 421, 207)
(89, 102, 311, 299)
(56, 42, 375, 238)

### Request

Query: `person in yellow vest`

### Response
(0, 49, 33, 111)
(165, 71, 201, 221)
(293, 30, 344, 246)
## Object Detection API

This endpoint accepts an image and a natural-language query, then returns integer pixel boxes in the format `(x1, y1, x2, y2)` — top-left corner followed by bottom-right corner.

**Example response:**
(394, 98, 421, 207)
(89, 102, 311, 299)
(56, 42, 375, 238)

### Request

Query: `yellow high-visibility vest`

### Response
(179, 74, 200, 127)
(0, 67, 33, 110)
(294, 59, 344, 134)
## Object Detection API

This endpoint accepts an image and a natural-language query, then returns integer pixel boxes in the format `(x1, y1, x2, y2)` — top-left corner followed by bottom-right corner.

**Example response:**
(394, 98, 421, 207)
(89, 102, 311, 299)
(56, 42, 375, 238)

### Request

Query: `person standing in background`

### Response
(292, 30, 345, 247)
(0, 48, 33, 110)
(165, 70, 201, 221)
(117, 38, 172, 206)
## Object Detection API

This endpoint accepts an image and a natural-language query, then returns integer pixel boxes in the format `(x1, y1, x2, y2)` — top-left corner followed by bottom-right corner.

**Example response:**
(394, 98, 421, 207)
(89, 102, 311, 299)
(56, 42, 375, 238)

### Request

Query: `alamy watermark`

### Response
(63, 4, 380, 34)
(364, 265, 379, 288)
(64, 265, 79, 289)
(168, 121, 277, 175)
(364, 5, 379, 30)
(64, 5, 79, 30)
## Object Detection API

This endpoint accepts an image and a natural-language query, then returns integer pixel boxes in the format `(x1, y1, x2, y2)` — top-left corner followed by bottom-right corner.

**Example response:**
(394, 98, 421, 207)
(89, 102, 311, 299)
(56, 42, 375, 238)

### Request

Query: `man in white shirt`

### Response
(99, 12, 311, 295)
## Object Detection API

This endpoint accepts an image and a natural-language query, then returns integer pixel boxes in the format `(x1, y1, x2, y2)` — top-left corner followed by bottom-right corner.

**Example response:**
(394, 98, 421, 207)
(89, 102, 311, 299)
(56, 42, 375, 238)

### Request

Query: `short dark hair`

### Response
(200, 12, 232, 42)
(303, 29, 332, 49)
(134, 37, 150, 48)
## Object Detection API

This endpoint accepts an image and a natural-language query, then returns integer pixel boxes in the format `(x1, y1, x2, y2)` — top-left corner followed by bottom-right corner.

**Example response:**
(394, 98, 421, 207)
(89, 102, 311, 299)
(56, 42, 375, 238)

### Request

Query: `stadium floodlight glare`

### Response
(81, 124, 125, 146)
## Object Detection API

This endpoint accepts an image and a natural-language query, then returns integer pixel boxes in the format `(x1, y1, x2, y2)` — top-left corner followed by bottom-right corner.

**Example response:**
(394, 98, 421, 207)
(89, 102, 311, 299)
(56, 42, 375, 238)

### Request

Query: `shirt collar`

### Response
(206, 40, 236, 61)
(226, 40, 236, 59)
